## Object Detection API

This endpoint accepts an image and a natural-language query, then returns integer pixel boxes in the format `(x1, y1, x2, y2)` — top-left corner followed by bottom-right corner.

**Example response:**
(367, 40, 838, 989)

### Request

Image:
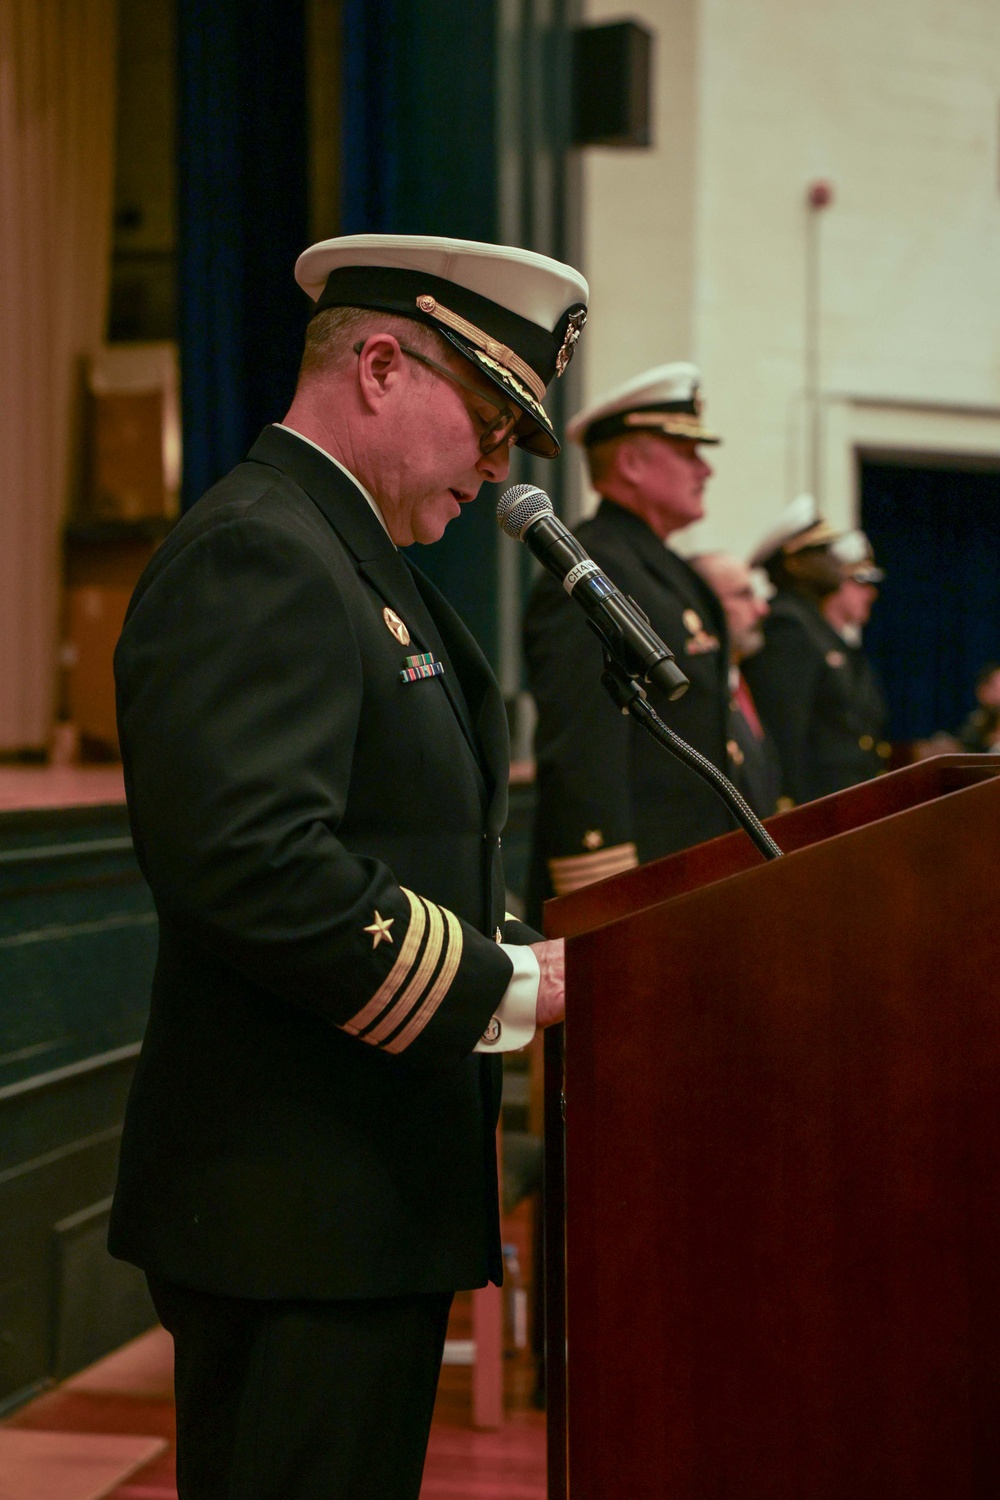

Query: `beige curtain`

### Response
(0, 0, 116, 751)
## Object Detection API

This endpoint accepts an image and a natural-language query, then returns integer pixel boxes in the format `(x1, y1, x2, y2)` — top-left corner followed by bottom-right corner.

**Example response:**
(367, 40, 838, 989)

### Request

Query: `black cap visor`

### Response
(441, 332, 560, 458)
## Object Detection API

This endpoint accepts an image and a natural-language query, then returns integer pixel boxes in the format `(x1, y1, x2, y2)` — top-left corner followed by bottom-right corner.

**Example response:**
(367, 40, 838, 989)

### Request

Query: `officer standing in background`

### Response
(957, 662, 1000, 752)
(822, 528, 891, 763)
(523, 364, 731, 916)
(691, 552, 784, 818)
(743, 498, 890, 805)
(108, 234, 587, 1500)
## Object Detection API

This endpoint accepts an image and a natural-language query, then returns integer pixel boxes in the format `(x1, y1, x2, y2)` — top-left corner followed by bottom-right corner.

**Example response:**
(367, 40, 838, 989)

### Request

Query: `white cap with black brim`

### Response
(295, 234, 589, 459)
(748, 494, 842, 569)
(566, 362, 721, 448)
(831, 529, 886, 583)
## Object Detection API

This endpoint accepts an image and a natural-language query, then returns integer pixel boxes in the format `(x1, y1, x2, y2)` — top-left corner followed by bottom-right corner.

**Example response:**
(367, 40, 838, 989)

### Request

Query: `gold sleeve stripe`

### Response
(548, 841, 638, 896)
(385, 906, 464, 1055)
(366, 898, 445, 1045)
(343, 887, 425, 1035)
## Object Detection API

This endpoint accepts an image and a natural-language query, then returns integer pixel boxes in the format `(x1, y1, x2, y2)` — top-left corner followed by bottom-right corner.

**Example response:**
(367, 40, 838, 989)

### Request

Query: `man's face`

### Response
(698, 556, 770, 662)
(978, 669, 1000, 710)
(357, 337, 513, 546)
(836, 575, 879, 628)
(621, 435, 714, 538)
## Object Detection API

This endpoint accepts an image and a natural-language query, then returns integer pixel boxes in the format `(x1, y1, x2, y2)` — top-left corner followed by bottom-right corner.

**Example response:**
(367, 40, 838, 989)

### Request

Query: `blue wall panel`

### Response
(0, 806, 159, 1410)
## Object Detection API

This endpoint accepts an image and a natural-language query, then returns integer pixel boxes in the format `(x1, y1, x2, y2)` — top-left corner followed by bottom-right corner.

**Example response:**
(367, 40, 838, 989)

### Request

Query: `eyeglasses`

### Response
(354, 341, 521, 456)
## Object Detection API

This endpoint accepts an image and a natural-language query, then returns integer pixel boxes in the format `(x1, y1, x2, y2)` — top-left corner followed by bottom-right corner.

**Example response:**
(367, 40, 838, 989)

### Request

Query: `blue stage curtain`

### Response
(341, 0, 501, 664)
(861, 461, 1000, 740)
(177, 0, 309, 508)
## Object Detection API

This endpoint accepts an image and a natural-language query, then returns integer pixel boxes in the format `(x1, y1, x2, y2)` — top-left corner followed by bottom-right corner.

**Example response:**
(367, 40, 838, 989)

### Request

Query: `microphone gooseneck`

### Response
(501, 483, 783, 862)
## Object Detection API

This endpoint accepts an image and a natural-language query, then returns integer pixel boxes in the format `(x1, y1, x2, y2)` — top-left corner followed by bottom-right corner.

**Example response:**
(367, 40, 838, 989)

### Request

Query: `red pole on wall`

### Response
(805, 179, 834, 501)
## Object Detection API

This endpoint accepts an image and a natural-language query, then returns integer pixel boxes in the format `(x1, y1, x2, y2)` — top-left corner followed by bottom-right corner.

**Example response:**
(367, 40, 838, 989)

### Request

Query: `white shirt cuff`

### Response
(473, 943, 539, 1052)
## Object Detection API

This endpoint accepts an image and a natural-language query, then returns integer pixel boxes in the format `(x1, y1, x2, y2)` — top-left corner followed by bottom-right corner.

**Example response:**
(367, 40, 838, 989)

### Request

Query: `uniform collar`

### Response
(247, 424, 392, 563)
(246, 424, 505, 793)
(274, 423, 393, 541)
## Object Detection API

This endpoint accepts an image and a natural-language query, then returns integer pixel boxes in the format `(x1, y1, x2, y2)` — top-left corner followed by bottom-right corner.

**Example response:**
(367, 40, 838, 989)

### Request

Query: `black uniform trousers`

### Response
(149, 1276, 452, 1500)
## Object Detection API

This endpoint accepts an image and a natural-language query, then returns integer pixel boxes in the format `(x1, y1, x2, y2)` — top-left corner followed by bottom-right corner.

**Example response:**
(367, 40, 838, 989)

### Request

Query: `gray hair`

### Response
(298, 305, 451, 382)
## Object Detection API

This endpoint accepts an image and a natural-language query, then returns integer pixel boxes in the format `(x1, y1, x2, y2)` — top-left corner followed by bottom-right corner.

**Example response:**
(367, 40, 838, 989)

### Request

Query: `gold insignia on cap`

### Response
(583, 829, 604, 850)
(784, 520, 841, 555)
(481, 1017, 502, 1046)
(624, 411, 717, 441)
(364, 911, 395, 949)
(556, 307, 588, 377)
(472, 348, 548, 422)
(383, 606, 410, 645)
(683, 609, 703, 635)
(826, 648, 846, 668)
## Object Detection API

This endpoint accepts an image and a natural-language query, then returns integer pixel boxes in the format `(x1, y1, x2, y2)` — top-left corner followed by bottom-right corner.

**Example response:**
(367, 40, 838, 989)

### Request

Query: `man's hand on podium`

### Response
(532, 939, 565, 1027)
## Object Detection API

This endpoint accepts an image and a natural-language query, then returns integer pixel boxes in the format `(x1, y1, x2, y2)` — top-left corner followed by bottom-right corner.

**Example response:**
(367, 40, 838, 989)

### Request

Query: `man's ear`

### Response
(356, 334, 405, 412)
(615, 437, 644, 484)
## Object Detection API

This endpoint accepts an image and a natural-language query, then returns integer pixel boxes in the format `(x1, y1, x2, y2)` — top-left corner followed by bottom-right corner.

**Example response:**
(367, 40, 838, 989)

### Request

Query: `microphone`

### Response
(498, 483, 689, 701)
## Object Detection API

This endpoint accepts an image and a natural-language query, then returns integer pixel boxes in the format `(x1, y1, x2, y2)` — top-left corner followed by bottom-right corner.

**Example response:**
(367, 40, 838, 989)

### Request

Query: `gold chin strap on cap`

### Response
(415, 294, 547, 405)
(624, 411, 715, 440)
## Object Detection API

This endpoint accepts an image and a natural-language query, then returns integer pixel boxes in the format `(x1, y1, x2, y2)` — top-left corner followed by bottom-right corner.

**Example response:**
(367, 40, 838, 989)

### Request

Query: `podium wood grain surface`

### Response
(545, 758, 1000, 1499)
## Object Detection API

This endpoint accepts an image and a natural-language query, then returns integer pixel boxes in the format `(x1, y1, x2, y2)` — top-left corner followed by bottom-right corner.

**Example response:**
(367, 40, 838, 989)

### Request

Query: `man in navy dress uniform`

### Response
(691, 551, 784, 819)
(108, 235, 588, 1499)
(744, 499, 890, 804)
(523, 363, 732, 913)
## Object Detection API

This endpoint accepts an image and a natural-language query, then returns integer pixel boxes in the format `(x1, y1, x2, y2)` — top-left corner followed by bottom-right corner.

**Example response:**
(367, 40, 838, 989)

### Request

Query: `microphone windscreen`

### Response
(497, 483, 553, 540)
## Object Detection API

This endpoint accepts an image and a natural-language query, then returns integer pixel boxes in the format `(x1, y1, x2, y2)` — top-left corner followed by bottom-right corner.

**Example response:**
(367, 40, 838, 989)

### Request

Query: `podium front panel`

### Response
(560, 770, 1000, 1499)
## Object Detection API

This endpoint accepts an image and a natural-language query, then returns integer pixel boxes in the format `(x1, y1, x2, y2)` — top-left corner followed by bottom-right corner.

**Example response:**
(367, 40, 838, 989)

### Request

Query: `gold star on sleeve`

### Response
(364, 911, 395, 949)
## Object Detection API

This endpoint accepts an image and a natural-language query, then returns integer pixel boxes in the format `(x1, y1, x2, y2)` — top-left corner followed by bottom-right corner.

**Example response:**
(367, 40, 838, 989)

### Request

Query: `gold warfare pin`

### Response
(383, 606, 410, 646)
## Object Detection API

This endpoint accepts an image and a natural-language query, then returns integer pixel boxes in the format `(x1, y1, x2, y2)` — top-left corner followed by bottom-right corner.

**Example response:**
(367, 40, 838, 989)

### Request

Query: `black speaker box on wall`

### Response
(572, 21, 653, 148)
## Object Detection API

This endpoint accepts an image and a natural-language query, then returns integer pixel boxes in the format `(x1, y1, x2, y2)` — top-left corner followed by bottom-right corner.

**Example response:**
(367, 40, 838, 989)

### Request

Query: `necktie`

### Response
(733, 672, 765, 741)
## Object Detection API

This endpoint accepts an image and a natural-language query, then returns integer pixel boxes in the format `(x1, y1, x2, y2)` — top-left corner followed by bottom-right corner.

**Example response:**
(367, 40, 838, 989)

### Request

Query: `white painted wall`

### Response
(576, 0, 1000, 555)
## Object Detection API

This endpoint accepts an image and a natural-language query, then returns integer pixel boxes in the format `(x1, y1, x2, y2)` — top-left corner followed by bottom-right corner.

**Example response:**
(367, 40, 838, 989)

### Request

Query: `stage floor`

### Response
(6, 1324, 546, 1500)
(0, 765, 125, 811)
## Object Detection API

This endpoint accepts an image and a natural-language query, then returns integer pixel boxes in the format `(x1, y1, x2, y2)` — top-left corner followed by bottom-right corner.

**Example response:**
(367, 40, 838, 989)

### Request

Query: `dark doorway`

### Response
(860, 458, 1000, 740)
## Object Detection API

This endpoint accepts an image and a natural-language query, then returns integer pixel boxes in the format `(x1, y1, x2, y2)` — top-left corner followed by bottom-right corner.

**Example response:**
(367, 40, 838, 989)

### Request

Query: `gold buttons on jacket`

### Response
(859, 734, 874, 751)
(877, 741, 892, 759)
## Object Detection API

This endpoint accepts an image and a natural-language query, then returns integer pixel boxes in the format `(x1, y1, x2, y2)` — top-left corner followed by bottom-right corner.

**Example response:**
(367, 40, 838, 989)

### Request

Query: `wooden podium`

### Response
(542, 756, 1000, 1500)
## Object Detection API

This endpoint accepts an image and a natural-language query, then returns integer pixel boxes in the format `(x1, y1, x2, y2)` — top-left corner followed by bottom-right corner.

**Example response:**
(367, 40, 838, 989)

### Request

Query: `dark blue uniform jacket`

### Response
(109, 425, 534, 1300)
